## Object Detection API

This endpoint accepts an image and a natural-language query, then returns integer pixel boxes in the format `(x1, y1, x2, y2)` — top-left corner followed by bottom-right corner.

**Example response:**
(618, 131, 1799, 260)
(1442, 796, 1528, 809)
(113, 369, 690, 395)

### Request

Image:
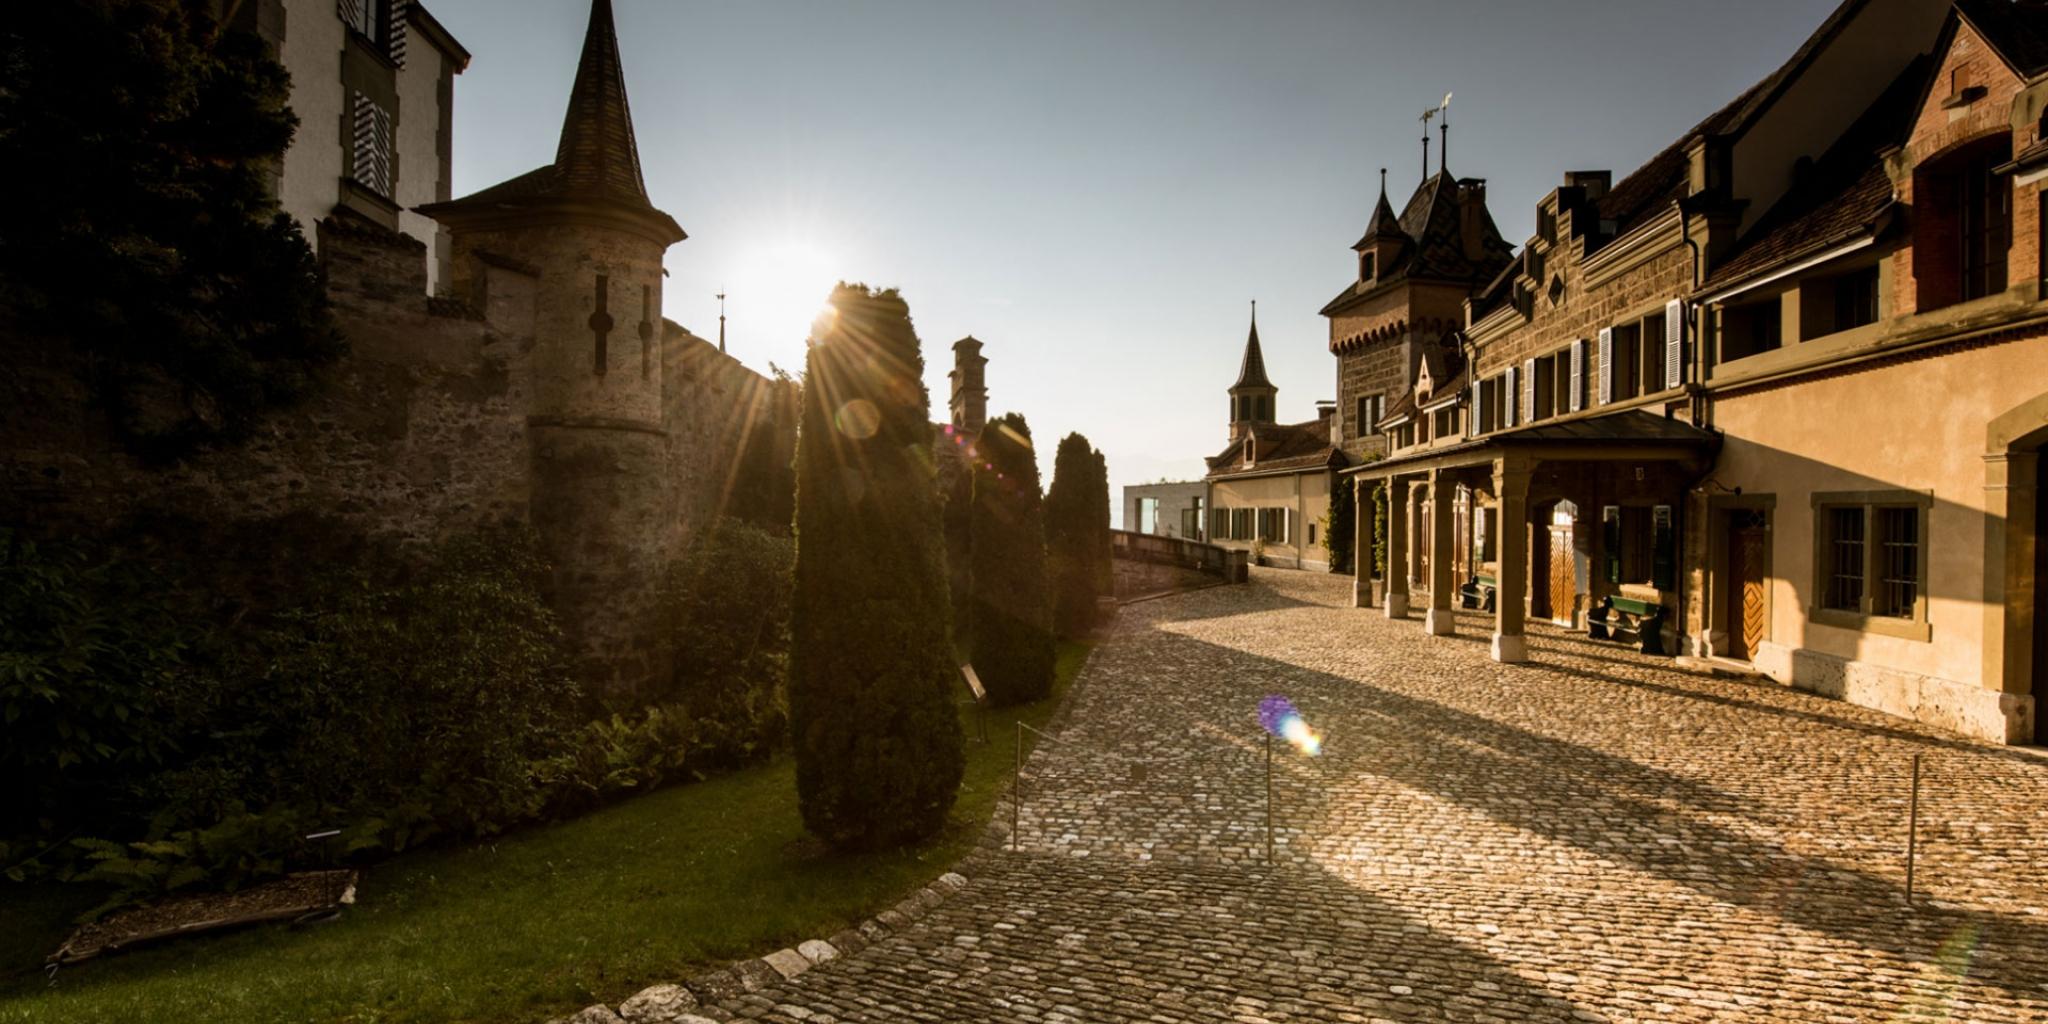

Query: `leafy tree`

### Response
(1045, 433, 1103, 638)
(1323, 473, 1355, 574)
(968, 413, 1055, 706)
(790, 285, 963, 849)
(0, 0, 341, 461)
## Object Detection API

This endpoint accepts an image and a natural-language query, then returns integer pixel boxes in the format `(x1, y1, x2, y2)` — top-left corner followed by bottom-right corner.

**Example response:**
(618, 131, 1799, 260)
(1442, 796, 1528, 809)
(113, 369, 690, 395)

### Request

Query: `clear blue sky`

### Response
(429, 0, 1841, 526)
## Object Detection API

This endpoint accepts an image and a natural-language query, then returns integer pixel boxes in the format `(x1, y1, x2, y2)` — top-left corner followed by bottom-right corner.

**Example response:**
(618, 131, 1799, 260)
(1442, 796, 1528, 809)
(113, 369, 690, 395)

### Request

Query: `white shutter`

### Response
(1664, 299, 1685, 390)
(1504, 365, 1519, 428)
(1569, 339, 1585, 412)
(1597, 327, 1614, 405)
(350, 91, 393, 197)
(1468, 382, 1482, 437)
(388, 1, 409, 66)
(1522, 358, 1537, 422)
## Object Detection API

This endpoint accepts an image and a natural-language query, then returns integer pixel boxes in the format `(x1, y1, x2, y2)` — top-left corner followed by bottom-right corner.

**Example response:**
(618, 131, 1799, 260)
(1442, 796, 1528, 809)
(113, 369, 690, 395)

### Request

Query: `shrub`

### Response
(1045, 433, 1103, 638)
(790, 285, 964, 850)
(1323, 473, 1355, 574)
(1373, 481, 1389, 578)
(968, 413, 1055, 706)
(1088, 449, 1114, 596)
(660, 518, 794, 761)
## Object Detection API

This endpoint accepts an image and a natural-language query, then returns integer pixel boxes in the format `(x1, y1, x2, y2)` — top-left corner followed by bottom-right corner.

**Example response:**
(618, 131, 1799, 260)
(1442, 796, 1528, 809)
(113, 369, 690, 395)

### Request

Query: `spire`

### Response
(1353, 168, 1409, 250)
(716, 289, 727, 354)
(554, 0, 649, 204)
(1232, 302, 1273, 391)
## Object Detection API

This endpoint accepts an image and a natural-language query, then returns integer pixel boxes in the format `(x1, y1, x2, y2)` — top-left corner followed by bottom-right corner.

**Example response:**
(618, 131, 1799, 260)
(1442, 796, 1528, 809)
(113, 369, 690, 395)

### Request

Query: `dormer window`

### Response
(1360, 251, 1377, 281)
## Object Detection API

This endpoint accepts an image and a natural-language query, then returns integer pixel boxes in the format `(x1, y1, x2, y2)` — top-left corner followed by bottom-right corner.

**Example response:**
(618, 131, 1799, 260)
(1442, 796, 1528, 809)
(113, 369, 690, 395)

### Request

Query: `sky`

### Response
(429, 0, 1843, 527)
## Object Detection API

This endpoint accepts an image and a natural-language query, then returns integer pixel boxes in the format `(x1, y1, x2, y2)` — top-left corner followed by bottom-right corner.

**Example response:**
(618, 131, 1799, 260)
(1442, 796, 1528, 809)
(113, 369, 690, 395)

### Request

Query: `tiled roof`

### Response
(418, 0, 683, 243)
(1958, 0, 2048, 78)
(1206, 417, 1340, 476)
(1592, 81, 1766, 240)
(1703, 56, 1925, 291)
(1351, 186, 1409, 250)
(1322, 171, 1514, 315)
(1233, 317, 1273, 390)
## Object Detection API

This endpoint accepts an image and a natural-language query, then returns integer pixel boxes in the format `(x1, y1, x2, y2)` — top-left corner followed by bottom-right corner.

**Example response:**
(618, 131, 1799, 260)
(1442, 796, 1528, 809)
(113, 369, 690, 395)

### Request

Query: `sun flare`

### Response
(724, 237, 843, 356)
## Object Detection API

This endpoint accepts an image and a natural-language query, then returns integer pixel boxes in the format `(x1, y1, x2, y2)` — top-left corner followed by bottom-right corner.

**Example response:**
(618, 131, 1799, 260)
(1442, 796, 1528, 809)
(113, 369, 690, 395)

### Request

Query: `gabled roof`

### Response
(418, 0, 683, 244)
(1957, 0, 2048, 78)
(1232, 315, 1274, 391)
(1704, 54, 1925, 292)
(1206, 417, 1341, 477)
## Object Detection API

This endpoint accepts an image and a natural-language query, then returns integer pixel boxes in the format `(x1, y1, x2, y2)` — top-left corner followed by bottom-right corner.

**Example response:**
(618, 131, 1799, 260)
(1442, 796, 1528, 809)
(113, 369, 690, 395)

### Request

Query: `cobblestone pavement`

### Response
(732, 569, 2048, 1022)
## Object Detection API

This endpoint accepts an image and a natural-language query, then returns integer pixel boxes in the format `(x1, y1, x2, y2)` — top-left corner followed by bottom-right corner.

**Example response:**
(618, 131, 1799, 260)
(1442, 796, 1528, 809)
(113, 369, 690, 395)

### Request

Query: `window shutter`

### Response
(338, 0, 366, 34)
(1468, 382, 1482, 437)
(388, 1, 408, 66)
(1597, 327, 1614, 405)
(1522, 358, 1537, 422)
(1569, 339, 1585, 412)
(1504, 365, 1519, 428)
(350, 91, 393, 197)
(1663, 299, 1685, 390)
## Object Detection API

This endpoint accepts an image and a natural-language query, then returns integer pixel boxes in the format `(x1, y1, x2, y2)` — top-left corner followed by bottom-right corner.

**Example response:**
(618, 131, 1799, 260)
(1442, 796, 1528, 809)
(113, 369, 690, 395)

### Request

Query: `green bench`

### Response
(1458, 574, 1497, 611)
(1590, 595, 1666, 655)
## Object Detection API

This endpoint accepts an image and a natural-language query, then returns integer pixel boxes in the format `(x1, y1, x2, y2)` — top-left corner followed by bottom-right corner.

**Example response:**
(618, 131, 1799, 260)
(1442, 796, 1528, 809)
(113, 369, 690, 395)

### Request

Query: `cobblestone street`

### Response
(730, 569, 2048, 1023)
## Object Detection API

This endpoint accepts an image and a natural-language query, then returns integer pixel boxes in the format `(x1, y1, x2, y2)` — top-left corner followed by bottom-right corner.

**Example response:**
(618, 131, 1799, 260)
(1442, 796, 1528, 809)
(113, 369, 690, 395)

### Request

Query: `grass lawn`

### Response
(0, 641, 1093, 1024)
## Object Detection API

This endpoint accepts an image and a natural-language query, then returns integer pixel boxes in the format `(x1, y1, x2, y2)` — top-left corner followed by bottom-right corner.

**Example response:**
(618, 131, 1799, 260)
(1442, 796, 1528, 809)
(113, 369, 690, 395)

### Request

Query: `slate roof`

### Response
(1703, 55, 1926, 291)
(1233, 317, 1274, 391)
(418, 0, 683, 242)
(1321, 171, 1515, 315)
(1352, 184, 1409, 250)
(1958, 0, 2048, 77)
(1206, 417, 1342, 478)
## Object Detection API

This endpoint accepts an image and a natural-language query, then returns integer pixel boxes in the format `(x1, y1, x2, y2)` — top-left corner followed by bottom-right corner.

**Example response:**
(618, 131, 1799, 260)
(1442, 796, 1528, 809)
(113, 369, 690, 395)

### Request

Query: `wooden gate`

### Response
(1726, 513, 1769, 661)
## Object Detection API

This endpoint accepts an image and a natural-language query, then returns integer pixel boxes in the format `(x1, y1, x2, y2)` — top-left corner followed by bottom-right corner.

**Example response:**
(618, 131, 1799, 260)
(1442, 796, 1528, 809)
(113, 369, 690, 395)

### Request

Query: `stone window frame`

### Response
(1808, 489, 1933, 641)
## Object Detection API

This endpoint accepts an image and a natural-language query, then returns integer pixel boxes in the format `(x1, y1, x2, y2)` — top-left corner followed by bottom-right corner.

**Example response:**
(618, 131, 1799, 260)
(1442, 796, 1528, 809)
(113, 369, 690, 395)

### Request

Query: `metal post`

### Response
(1905, 753, 1921, 904)
(1012, 721, 1023, 852)
(1264, 731, 1275, 866)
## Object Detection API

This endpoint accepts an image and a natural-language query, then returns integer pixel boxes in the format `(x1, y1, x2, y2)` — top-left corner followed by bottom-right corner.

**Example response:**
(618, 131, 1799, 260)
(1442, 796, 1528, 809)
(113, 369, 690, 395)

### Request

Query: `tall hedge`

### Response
(790, 285, 963, 849)
(1045, 433, 1102, 638)
(1323, 473, 1355, 574)
(1088, 448, 1114, 596)
(968, 413, 1056, 706)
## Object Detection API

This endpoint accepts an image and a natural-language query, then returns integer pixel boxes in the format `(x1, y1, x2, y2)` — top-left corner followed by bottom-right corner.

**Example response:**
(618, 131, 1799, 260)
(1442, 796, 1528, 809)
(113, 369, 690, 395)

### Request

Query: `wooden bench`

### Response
(1589, 595, 1666, 655)
(1458, 574, 1497, 612)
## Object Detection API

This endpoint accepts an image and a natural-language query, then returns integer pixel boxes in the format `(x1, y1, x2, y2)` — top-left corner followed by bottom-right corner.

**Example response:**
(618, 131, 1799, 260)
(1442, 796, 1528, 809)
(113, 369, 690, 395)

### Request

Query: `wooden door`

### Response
(1529, 520, 1552, 620)
(1726, 516, 1769, 661)
(1548, 526, 1576, 626)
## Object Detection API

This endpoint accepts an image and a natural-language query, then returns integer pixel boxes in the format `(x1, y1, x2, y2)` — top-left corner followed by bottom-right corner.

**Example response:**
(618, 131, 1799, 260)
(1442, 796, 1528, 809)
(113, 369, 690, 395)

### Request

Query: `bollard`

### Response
(1905, 753, 1921, 904)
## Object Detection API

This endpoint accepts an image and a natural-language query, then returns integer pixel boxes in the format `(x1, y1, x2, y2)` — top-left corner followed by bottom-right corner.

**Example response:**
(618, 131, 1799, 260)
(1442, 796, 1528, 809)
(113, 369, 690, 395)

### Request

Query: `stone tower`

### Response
(949, 336, 988, 435)
(421, 0, 686, 700)
(1228, 304, 1277, 442)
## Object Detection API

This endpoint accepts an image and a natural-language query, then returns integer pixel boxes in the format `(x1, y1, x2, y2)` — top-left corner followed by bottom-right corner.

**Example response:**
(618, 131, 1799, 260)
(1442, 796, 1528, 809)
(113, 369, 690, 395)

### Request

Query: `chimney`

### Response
(1563, 169, 1612, 203)
(949, 336, 988, 435)
(1456, 177, 1489, 261)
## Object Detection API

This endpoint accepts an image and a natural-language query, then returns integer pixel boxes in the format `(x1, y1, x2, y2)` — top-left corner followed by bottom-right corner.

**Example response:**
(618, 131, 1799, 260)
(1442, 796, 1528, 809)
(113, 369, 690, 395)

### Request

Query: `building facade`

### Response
(1206, 311, 1344, 571)
(1124, 481, 1207, 539)
(1349, 0, 2046, 745)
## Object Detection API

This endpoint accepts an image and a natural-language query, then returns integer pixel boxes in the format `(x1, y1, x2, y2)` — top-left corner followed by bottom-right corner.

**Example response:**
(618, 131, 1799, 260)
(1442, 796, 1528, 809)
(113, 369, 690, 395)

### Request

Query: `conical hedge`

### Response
(790, 284, 964, 850)
(1088, 447, 1113, 596)
(967, 413, 1055, 706)
(1046, 432, 1103, 638)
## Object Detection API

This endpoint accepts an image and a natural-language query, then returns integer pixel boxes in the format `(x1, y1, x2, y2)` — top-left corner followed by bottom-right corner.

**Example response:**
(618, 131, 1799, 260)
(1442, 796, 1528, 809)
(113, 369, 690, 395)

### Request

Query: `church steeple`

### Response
(554, 0, 649, 205)
(1228, 301, 1278, 442)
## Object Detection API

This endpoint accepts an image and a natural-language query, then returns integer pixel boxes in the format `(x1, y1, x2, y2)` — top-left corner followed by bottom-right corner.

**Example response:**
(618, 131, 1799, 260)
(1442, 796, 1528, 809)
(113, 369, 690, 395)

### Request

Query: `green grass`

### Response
(0, 641, 1092, 1024)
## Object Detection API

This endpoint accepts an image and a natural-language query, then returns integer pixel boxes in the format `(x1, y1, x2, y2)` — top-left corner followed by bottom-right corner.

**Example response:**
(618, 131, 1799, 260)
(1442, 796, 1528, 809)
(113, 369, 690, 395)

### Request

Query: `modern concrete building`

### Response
(1123, 480, 1206, 539)
(1350, 0, 2047, 745)
(220, 0, 470, 293)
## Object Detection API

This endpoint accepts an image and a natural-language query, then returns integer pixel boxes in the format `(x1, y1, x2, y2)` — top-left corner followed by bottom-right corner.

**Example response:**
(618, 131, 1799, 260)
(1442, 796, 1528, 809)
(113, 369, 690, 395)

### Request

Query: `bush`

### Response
(1323, 473, 1355, 574)
(1045, 433, 1103, 638)
(660, 518, 794, 762)
(968, 413, 1055, 706)
(1089, 449, 1114, 596)
(790, 285, 964, 850)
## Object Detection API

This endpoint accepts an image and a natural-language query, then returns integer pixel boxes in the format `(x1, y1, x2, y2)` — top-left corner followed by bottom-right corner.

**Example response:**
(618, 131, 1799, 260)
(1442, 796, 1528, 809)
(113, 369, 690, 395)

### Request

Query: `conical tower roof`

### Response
(1353, 170, 1410, 250)
(418, 0, 683, 244)
(1232, 308, 1273, 392)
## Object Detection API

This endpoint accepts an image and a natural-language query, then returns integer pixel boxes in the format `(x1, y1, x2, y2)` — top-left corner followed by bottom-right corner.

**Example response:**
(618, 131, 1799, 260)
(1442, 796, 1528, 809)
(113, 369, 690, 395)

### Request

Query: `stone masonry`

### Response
(673, 569, 2048, 1023)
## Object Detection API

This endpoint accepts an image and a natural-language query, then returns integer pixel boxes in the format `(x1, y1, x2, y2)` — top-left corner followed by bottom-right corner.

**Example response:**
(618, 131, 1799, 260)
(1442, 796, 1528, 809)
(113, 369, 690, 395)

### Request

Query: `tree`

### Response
(1322, 473, 1355, 574)
(1045, 433, 1102, 638)
(968, 413, 1055, 706)
(0, 0, 341, 461)
(789, 285, 963, 849)
(1088, 448, 1114, 598)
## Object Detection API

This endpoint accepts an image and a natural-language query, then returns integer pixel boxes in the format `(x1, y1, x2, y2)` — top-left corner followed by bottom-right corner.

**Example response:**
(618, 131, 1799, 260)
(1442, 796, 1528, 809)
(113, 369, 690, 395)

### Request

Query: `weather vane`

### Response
(1420, 92, 1452, 179)
(716, 289, 727, 354)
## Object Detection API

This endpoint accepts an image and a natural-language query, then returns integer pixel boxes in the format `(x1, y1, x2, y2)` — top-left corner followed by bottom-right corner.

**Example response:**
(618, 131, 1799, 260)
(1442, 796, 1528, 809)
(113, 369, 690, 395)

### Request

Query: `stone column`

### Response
(1385, 475, 1411, 618)
(1492, 456, 1532, 663)
(1352, 477, 1372, 607)
(1426, 469, 1457, 635)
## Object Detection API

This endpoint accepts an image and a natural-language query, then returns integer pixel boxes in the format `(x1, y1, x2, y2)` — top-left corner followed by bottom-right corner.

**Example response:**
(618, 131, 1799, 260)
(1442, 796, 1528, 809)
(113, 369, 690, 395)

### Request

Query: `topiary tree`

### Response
(0, 0, 342, 462)
(1322, 472, 1355, 574)
(968, 413, 1055, 706)
(1088, 447, 1114, 597)
(1045, 432, 1101, 639)
(790, 285, 963, 849)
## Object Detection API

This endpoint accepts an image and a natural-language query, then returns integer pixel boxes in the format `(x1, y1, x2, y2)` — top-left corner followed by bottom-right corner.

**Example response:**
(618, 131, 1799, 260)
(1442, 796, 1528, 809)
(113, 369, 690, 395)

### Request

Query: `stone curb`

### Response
(542, 618, 1114, 1024)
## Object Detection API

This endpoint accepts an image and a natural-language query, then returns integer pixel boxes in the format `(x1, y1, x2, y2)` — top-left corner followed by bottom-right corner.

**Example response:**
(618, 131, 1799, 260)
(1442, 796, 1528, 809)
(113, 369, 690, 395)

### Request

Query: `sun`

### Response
(724, 237, 843, 360)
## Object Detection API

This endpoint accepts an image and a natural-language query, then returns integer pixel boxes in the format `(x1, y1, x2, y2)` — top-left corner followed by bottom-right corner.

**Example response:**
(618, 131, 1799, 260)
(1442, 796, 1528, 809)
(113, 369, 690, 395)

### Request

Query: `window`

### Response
(1360, 252, 1377, 280)
(1256, 508, 1290, 543)
(1914, 136, 2012, 310)
(1832, 266, 1880, 332)
(1138, 497, 1160, 535)
(1640, 312, 1667, 394)
(1811, 492, 1930, 638)
(339, 0, 406, 64)
(1354, 394, 1383, 437)
(1602, 505, 1675, 588)
(1432, 405, 1457, 438)
(1531, 356, 1556, 421)
(1183, 499, 1204, 539)
(1308, 521, 1318, 546)
(1959, 147, 2011, 300)
(1609, 324, 1640, 401)
(1233, 507, 1254, 541)
(1719, 297, 1782, 362)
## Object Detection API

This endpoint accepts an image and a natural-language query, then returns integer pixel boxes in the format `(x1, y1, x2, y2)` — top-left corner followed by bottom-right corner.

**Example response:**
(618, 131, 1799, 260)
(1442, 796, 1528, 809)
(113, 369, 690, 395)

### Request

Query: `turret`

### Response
(1228, 302, 1278, 443)
(949, 336, 988, 435)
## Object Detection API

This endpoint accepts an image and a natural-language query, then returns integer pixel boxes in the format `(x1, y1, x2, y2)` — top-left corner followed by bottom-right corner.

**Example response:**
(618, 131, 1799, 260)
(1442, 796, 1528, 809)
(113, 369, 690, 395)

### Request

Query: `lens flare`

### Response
(835, 399, 879, 439)
(1258, 695, 1323, 757)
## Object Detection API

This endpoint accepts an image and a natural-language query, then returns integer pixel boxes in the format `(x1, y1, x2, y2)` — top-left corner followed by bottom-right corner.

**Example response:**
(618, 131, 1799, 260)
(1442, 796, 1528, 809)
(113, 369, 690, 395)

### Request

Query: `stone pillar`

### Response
(1385, 476, 1411, 618)
(1426, 469, 1457, 635)
(1492, 457, 1532, 663)
(1353, 477, 1372, 608)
